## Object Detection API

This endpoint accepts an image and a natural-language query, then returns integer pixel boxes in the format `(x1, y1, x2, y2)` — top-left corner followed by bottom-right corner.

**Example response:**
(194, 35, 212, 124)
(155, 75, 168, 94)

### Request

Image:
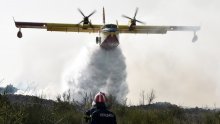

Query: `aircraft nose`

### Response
(103, 28, 117, 32)
(109, 28, 117, 32)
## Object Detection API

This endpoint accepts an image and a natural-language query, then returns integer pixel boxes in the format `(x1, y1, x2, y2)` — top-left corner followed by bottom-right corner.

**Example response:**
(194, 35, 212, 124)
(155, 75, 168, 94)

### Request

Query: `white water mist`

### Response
(63, 45, 128, 102)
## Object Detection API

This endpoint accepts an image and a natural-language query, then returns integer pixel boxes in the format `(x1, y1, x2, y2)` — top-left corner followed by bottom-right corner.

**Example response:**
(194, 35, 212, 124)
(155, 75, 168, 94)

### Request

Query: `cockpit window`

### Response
(102, 24, 117, 29)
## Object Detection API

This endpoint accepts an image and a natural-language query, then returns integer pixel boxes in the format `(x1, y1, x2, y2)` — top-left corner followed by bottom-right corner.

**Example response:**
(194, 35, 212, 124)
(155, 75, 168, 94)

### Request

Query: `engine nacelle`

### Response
(96, 37, 101, 44)
(128, 20, 136, 31)
(17, 30, 22, 38)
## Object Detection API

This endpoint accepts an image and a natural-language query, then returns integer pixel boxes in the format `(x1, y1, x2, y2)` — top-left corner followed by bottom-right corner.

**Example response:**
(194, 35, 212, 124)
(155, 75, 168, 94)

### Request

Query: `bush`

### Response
(1, 94, 220, 124)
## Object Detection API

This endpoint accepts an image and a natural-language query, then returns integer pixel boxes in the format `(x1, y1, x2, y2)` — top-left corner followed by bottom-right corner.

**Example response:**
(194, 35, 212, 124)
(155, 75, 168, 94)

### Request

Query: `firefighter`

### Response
(90, 92, 117, 124)
(84, 92, 107, 123)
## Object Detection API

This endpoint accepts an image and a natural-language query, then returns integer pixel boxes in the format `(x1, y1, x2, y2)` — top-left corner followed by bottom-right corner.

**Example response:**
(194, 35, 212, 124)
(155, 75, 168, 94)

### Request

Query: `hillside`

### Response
(0, 94, 220, 124)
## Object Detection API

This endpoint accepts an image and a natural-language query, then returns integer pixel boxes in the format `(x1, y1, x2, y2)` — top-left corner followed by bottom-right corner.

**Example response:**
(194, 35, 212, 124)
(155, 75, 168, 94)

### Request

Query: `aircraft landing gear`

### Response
(96, 37, 101, 44)
(17, 28, 22, 38)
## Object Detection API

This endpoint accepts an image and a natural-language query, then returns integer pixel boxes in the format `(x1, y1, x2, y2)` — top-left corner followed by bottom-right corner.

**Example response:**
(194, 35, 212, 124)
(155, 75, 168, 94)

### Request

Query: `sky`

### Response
(0, 0, 220, 107)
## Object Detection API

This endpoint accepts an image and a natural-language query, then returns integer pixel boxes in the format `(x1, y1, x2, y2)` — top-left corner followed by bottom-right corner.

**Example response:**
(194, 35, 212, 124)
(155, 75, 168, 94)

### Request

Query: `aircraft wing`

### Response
(118, 25, 200, 34)
(15, 21, 102, 33)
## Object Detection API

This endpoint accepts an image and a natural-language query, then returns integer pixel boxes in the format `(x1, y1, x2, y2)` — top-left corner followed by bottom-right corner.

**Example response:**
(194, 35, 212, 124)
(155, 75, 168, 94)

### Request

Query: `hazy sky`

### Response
(0, 0, 220, 107)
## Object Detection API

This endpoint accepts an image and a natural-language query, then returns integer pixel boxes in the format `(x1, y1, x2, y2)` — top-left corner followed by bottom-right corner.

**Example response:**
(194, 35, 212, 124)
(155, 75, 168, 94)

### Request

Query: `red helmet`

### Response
(94, 92, 107, 103)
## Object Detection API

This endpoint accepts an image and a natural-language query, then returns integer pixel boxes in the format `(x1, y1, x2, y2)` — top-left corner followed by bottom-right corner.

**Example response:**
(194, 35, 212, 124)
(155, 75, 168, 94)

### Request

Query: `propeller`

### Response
(78, 8, 96, 26)
(122, 8, 145, 25)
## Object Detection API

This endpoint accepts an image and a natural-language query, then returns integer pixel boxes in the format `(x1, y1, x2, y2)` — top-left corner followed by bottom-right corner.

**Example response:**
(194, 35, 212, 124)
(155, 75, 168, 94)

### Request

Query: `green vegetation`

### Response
(0, 94, 220, 124)
(113, 104, 220, 124)
(0, 94, 82, 124)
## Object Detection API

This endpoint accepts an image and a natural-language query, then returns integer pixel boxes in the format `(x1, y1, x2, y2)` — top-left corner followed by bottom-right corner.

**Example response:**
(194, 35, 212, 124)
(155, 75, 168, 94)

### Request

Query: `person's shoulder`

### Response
(92, 109, 101, 116)
(86, 107, 96, 114)
(92, 109, 110, 115)
(92, 109, 115, 115)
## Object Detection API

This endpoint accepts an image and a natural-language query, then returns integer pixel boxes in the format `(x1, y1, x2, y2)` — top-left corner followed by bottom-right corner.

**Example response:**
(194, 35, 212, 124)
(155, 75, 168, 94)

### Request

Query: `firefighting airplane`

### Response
(14, 8, 200, 49)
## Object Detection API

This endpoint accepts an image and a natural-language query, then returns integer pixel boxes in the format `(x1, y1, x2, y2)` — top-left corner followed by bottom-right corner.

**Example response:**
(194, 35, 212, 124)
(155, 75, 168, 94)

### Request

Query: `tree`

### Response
(147, 89, 156, 105)
(4, 84, 18, 94)
(139, 90, 145, 105)
(139, 89, 156, 105)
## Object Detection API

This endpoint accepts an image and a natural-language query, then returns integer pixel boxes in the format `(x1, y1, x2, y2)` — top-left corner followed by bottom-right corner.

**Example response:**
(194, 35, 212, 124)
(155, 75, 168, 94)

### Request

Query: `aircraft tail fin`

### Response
(103, 7, 105, 24)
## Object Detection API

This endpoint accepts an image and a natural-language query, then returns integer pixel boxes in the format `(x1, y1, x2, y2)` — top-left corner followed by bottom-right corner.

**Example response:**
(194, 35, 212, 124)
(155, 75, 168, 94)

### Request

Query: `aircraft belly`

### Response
(100, 35, 119, 49)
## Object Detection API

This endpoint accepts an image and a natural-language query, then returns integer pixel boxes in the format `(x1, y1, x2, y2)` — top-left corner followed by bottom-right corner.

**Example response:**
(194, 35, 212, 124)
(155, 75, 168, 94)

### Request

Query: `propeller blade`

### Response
(78, 8, 85, 17)
(136, 19, 145, 24)
(134, 8, 138, 19)
(122, 15, 133, 20)
(88, 10, 96, 18)
(122, 8, 145, 25)
(78, 20, 84, 25)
